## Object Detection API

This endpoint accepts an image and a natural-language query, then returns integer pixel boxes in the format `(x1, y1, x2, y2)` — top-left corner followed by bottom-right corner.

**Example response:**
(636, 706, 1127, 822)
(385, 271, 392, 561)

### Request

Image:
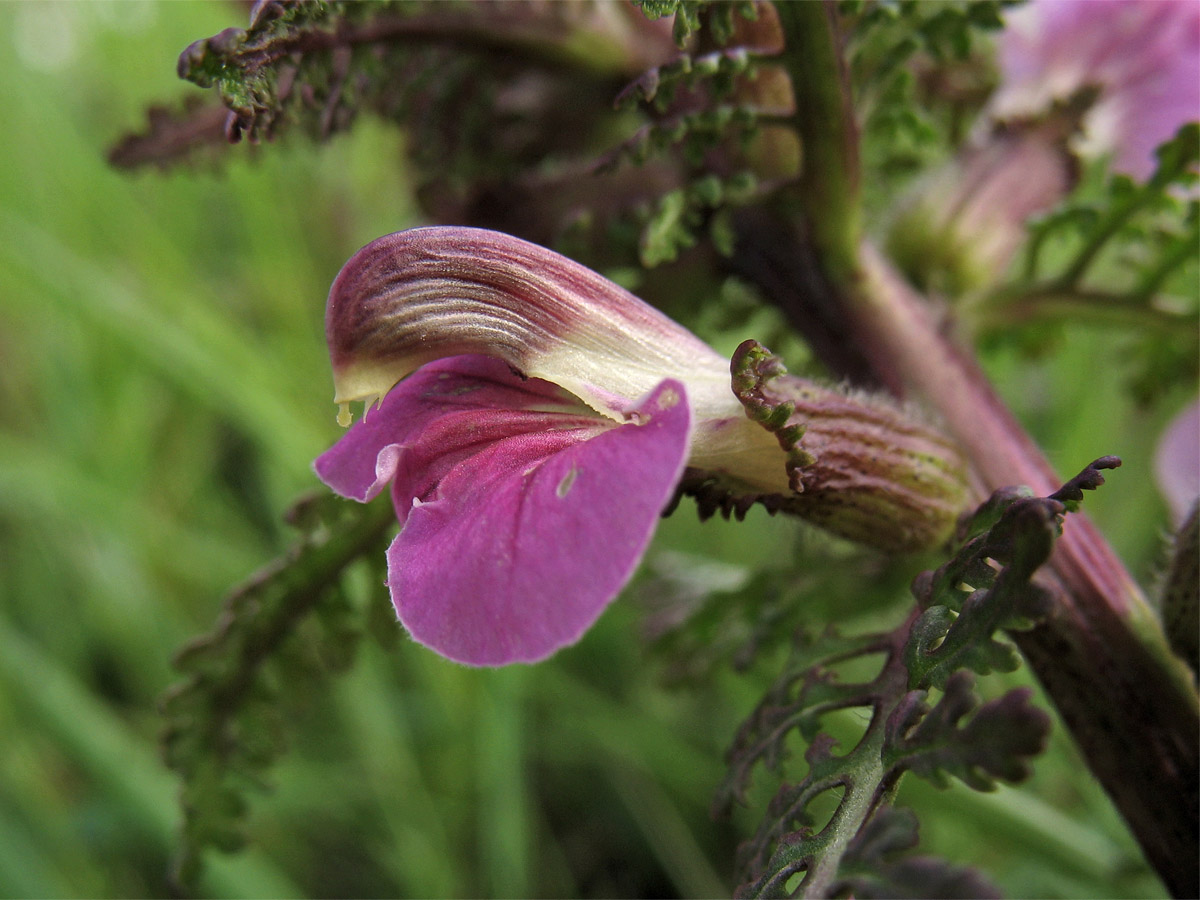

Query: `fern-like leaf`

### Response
(718, 459, 1116, 898)
(161, 492, 394, 890)
(989, 125, 1200, 402)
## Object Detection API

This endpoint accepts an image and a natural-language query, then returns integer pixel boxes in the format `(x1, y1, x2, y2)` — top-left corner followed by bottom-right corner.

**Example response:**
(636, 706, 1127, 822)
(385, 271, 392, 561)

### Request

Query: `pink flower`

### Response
(315, 227, 766, 665)
(992, 0, 1200, 178)
(315, 228, 966, 666)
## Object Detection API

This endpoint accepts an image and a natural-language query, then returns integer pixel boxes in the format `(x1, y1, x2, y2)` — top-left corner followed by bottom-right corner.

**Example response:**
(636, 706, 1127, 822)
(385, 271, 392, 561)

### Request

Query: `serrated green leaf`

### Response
(162, 494, 395, 889)
(726, 460, 1111, 896)
(890, 673, 1050, 791)
(990, 126, 1200, 402)
(831, 806, 1002, 899)
(844, 0, 1011, 211)
(640, 190, 694, 267)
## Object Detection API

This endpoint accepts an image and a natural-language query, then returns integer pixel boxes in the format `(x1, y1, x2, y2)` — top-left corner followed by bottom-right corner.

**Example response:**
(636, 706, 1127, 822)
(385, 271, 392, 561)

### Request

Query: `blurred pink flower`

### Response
(991, 0, 1200, 178)
(1155, 400, 1200, 527)
(889, 0, 1200, 295)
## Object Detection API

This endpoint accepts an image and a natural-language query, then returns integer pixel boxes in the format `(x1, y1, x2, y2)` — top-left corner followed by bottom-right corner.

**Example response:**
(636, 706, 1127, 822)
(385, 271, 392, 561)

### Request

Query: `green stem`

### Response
(1131, 219, 1200, 302)
(771, 0, 862, 286)
(977, 285, 1191, 333)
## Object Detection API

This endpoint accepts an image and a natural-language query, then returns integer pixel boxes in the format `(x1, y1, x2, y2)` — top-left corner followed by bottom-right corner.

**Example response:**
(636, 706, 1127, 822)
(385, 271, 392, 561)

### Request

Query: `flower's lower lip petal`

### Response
(386, 378, 691, 667)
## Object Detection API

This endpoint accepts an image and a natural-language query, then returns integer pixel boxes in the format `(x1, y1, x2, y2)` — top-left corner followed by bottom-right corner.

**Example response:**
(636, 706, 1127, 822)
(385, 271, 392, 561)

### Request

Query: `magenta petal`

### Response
(314, 355, 592, 502)
(388, 378, 691, 666)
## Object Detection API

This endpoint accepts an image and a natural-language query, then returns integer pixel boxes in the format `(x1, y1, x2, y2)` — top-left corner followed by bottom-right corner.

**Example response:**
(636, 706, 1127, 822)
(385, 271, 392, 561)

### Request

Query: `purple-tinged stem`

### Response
(854, 243, 1199, 899)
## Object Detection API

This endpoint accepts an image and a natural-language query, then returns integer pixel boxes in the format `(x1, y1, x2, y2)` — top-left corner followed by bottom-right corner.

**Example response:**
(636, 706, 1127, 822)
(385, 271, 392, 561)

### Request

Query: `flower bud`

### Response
(885, 129, 1073, 297)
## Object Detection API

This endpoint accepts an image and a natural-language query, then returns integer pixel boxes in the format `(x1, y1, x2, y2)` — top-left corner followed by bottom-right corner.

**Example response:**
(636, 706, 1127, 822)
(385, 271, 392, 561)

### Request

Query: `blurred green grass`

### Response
(0, 3, 1177, 898)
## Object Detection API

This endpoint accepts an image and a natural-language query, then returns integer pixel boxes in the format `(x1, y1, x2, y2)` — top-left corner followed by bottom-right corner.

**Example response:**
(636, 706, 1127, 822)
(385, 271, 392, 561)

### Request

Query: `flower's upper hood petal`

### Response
(326, 225, 734, 424)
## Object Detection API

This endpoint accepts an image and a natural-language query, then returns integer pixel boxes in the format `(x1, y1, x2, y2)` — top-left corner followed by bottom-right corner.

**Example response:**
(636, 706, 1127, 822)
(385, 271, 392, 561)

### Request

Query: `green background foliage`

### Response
(0, 3, 1183, 897)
